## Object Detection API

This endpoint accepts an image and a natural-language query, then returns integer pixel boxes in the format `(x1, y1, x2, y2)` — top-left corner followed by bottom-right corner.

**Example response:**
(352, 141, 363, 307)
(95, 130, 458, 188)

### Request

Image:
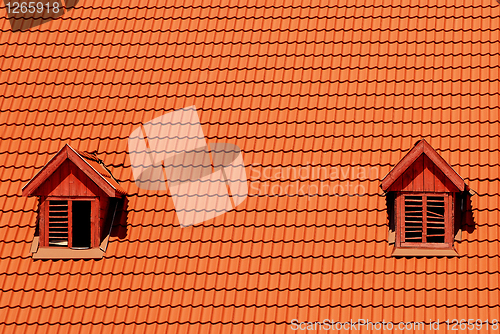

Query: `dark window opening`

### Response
(72, 201, 92, 249)
(48, 200, 69, 247)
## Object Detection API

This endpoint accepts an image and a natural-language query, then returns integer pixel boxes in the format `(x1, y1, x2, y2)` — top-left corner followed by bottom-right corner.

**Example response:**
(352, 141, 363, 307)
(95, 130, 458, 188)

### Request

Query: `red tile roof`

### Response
(1, 0, 500, 333)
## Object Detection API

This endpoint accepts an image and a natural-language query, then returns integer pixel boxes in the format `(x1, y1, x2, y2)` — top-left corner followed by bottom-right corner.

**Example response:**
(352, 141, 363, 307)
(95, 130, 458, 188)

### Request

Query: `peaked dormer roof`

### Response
(22, 144, 126, 198)
(381, 139, 467, 192)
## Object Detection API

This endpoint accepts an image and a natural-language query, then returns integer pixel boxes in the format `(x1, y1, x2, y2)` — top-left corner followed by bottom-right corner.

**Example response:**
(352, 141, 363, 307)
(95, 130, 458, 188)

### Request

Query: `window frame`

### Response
(395, 192, 454, 250)
(41, 196, 99, 249)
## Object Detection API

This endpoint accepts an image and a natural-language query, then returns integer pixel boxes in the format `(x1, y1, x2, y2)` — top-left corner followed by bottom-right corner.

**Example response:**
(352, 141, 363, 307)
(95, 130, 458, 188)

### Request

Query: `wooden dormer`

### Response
(381, 139, 469, 257)
(22, 144, 126, 259)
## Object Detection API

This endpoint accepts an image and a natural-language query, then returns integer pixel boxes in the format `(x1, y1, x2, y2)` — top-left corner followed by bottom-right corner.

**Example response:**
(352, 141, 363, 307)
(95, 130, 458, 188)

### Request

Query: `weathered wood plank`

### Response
(40, 198, 47, 247)
(59, 160, 70, 196)
(381, 142, 423, 191)
(432, 159, 447, 192)
(413, 155, 425, 191)
(68, 200, 73, 248)
(395, 194, 402, 248)
(22, 146, 68, 196)
(92, 200, 99, 248)
(401, 160, 415, 192)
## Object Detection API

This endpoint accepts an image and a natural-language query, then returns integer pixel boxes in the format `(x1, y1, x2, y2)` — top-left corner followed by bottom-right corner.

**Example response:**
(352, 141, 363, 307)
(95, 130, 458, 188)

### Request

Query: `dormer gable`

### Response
(22, 144, 125, 198)
(381, 139, 467, 193)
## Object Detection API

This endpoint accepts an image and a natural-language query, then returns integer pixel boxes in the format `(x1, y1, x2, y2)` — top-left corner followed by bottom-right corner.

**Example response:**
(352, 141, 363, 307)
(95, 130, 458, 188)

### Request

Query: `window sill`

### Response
(392, 247, 459, 257)
(30, 235, 110, 259)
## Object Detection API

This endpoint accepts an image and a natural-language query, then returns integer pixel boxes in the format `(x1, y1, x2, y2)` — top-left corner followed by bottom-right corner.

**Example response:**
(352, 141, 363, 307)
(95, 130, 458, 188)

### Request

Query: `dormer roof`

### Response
(381, 139, 467, 193)
(22, 144, 126, 198)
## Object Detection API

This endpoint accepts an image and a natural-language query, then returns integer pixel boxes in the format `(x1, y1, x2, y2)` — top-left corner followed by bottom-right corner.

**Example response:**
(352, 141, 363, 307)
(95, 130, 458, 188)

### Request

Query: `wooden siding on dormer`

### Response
(387, 155, 460, 193)
(31, 160, 107, 198)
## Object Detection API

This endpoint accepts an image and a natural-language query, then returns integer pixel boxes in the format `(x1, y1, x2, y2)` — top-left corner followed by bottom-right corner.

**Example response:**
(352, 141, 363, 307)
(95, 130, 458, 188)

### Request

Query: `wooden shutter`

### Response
(401, 193, 450, 247)
(425, 195, 446, 243)
(48, 200, 70, 247)
(403, 195, 424, 242)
